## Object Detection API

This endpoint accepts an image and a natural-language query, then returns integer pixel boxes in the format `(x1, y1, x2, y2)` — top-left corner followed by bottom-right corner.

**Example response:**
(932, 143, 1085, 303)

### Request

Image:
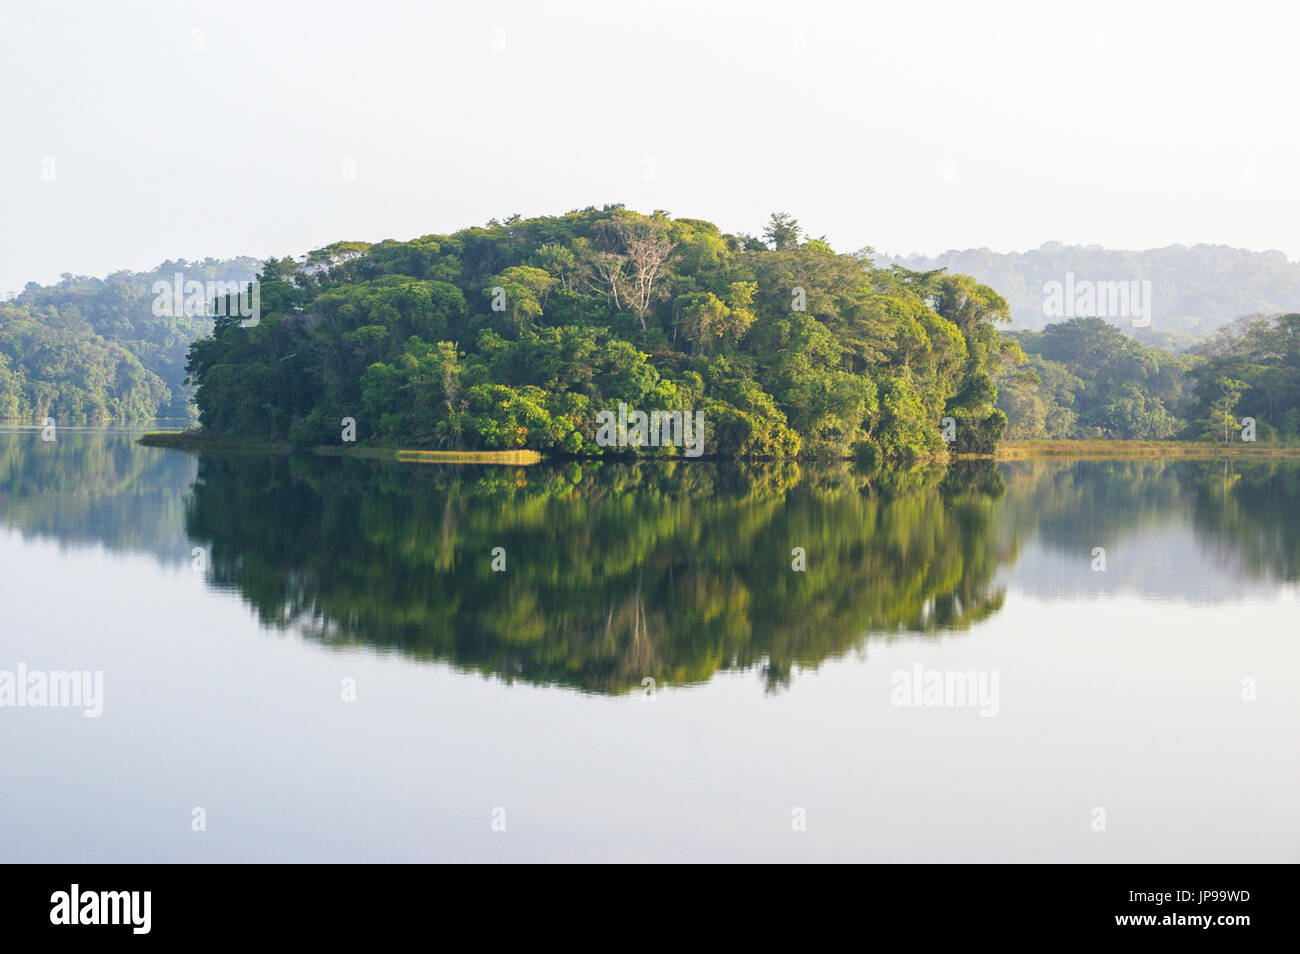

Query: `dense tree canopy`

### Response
(0, 301, 170, 423)
(999, 318, 1195, 439)
(0, 257, 259, 422)
(1184, 312, 1300, 443)
(186, 208, 1015, 458)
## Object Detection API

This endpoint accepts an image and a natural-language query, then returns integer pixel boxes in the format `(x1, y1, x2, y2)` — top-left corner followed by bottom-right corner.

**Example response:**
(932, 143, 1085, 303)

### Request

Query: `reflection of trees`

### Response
(9, 429, 1300, 694)
(185, 456, 1014, 693)
(1187, 461, 1300, 582)
(998, 459, 1186, 552)
(999, 458, 1300, 586)
(0, 429, 195, 561)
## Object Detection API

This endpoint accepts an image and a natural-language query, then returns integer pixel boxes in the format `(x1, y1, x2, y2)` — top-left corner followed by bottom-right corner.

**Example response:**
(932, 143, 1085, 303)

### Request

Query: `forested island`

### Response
(183, 208, 1015, 460)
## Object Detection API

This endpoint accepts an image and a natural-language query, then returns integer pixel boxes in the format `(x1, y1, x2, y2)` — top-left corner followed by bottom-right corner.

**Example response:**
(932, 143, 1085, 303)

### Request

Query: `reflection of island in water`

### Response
(0, 428, 195, 562)
(3, 430, 1299, 695)
(998, 459, 1300, 600)
(185, 456, 1012, 693)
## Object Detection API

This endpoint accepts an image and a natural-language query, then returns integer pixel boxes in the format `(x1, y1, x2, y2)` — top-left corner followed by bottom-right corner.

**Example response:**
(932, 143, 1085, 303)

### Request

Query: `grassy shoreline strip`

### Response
(394, 449, 542, 464)
(994, 439, 1300, 459)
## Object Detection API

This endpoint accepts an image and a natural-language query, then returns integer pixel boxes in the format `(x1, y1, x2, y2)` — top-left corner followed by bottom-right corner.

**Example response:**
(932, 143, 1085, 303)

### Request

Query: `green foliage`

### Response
(1000, 318, 1194, 439)
(762, 212, 802, 251)
(3, 257, 260, 421)
(876, 374, 938, 459)
(1185, 313, 1300, 443)
(0, 302, 171, 423)
(185, 209, 1015, 458)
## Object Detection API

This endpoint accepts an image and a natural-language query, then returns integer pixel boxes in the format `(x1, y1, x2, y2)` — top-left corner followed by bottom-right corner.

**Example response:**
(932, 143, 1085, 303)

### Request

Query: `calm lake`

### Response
(1, 428, 1296, 862)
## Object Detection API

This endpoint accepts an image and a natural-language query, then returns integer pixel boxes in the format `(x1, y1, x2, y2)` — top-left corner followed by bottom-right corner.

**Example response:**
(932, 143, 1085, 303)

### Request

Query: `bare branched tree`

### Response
(614, 218, 676, 331)
(589, 251, 626, 311)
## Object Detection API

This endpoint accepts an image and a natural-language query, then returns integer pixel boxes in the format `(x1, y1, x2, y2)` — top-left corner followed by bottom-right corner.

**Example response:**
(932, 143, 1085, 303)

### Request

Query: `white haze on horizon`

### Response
(2, 0, 1298, 292)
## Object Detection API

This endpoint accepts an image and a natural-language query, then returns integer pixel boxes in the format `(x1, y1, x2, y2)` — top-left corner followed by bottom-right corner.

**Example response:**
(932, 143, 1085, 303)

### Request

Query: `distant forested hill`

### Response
(0, 257, 260, 422)
(881, 243, 1300, 340)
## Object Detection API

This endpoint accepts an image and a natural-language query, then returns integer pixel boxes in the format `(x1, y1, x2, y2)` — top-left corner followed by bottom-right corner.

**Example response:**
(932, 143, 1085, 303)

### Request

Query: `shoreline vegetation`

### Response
(136, 429, 1300, 463)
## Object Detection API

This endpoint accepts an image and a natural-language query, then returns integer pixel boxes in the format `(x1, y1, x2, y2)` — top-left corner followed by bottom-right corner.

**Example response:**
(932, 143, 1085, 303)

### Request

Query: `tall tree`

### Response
(612, 217, 675, 331)
(763, 212, 802, 251)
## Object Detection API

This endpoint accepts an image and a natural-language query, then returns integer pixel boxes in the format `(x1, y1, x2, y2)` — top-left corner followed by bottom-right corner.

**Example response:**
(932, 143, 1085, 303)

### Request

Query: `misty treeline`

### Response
(884, 242, 1300, 339)
(0, 257, 259, 424)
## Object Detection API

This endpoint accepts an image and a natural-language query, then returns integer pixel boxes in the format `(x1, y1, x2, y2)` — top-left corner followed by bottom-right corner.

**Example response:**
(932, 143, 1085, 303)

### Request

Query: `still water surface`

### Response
(0, 429, 1296, 861)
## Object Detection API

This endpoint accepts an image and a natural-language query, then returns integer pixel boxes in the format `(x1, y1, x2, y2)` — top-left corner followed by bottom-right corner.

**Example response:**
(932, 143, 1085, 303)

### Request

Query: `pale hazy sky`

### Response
(3, 0, 1298, 293)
